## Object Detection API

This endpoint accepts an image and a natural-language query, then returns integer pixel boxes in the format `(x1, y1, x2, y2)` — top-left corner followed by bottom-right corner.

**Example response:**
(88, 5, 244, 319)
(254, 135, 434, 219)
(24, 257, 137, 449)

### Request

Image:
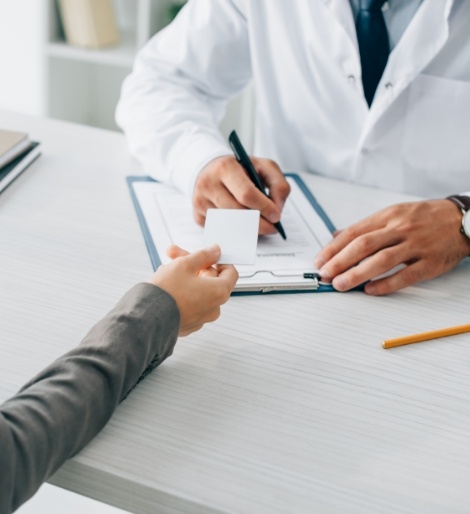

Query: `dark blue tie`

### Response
(355, 0, 390, 107)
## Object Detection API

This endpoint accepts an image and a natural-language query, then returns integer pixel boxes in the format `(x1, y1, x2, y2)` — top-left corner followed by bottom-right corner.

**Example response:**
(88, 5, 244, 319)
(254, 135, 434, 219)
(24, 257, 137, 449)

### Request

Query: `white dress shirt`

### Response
(116, 0, 470, 199)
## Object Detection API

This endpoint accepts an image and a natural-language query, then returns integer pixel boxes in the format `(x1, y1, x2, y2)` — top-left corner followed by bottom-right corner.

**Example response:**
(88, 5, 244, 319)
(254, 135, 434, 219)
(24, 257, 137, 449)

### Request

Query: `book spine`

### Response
(90, 0, 119, 48)
(58, 0, 119, 49)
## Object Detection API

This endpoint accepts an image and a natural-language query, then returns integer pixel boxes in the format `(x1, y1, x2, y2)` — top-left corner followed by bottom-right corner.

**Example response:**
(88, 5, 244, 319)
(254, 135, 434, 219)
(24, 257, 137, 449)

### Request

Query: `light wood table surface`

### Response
(1, 110, 470, 514)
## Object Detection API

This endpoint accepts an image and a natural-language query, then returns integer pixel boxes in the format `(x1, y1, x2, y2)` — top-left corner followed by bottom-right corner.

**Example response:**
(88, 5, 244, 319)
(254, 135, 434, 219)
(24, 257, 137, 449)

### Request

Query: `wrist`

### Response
(446, 195, 470, 255)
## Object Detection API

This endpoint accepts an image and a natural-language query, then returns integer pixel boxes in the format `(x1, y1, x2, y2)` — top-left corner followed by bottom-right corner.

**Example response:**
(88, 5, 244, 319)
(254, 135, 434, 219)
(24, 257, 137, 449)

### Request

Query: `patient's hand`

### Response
(148, 245, 238, 335)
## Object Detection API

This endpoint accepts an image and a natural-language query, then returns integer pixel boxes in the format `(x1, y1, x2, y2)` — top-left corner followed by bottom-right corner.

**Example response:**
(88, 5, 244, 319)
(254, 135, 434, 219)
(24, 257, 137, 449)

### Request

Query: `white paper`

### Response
(203, 209, 260, 264)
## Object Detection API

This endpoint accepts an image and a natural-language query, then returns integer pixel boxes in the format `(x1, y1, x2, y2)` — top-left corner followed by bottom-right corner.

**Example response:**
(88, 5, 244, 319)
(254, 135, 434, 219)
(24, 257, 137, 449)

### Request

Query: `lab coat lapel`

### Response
(327, 0, 358, 52)
(361, 0, 454, 142)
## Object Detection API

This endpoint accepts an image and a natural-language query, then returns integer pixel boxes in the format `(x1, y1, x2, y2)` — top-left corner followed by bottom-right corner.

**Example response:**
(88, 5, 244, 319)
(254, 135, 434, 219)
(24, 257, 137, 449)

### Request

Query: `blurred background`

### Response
(0, 0, 253, 146)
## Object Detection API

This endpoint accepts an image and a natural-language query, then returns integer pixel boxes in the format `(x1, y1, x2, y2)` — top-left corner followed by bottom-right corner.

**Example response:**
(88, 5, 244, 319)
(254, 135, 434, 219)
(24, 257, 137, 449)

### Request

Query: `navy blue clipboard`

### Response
(127, 173, 337, 295)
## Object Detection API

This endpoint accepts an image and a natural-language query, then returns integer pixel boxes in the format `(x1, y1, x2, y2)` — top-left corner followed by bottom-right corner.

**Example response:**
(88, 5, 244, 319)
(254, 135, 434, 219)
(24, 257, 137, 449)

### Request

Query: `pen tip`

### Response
(274, 221, 286, 240)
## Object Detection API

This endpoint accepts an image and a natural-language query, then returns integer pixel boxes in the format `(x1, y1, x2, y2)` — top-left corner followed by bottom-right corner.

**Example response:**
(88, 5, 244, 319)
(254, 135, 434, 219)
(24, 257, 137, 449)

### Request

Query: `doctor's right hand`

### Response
(193, 155, 291, 235)
(148, 244, 238, 337)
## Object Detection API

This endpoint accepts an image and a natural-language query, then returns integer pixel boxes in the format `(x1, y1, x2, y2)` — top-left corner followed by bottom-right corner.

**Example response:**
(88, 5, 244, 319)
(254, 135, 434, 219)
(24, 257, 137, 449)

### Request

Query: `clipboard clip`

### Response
(238, 270, 321, 280)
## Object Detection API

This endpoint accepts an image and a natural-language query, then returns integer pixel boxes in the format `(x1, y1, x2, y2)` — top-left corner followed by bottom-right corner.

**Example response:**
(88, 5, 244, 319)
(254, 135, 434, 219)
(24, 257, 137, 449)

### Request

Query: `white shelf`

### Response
(46, 30, 136, 68)
(44, 0, 172, 130)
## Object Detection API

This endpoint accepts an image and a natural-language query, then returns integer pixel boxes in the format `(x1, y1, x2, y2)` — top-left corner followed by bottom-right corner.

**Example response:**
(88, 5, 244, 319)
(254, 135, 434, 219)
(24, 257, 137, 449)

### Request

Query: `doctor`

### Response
(116, 0, 470, 295)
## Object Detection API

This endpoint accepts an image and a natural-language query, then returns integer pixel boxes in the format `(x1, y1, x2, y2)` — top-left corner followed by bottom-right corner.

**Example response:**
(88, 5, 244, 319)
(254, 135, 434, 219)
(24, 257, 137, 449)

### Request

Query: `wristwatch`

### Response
(446, 194, 470, 240)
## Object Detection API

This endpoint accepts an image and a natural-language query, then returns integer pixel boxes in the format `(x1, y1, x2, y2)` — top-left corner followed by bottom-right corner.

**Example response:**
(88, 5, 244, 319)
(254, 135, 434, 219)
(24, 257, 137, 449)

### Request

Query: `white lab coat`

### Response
(116, 0, 470, 199)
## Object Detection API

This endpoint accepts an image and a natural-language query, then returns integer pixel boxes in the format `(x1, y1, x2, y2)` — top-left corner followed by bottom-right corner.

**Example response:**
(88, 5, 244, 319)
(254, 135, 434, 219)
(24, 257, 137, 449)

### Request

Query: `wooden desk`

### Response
(1, 111, 470, 514)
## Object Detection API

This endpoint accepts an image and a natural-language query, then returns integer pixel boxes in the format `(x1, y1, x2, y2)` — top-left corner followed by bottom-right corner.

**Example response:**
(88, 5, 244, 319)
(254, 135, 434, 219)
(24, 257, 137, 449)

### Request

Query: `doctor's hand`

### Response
(148, 244, 238, 336)
(193, 155, 291, 235)
(313, 200, 470, 296)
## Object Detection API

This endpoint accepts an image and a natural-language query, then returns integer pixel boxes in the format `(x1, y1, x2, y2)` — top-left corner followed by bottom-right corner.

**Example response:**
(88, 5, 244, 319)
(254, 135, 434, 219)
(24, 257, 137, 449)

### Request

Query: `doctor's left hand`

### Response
(313, 199, 470, 295)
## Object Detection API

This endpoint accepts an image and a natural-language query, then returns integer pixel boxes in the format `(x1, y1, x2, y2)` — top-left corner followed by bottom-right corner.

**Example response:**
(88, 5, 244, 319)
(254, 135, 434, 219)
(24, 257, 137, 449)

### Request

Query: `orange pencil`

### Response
(382, 323, 470, 349)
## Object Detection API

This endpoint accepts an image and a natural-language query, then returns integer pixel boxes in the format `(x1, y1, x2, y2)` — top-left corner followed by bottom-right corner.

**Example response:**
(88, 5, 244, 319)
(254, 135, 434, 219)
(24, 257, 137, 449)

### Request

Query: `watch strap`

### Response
(447, 195, 470, 242)
(447, 194, 470, 212)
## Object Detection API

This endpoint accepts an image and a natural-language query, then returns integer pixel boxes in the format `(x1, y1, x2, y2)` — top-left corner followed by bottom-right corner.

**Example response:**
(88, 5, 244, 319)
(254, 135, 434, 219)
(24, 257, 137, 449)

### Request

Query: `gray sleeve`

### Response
(0, 283, 180, 514)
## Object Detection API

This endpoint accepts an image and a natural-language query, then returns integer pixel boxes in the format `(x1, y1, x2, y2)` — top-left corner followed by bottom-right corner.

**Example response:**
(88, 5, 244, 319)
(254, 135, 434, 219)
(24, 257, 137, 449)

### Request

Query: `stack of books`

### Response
(0, 129, 41, 193)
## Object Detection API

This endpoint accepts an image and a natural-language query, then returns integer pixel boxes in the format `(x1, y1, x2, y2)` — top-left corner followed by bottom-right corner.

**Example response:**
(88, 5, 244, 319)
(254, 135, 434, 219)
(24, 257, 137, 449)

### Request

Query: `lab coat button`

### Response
(385, 82, 393, 90)
(347, 74, 355, 84)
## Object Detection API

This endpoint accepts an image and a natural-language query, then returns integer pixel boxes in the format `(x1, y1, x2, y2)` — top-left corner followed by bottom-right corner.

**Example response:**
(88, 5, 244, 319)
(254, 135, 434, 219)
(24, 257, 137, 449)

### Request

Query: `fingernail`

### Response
(333, 277, 346, 291)
(207, 244, 220, 254)
(313, 256, 325, 269)
(319, 267, 331, 282)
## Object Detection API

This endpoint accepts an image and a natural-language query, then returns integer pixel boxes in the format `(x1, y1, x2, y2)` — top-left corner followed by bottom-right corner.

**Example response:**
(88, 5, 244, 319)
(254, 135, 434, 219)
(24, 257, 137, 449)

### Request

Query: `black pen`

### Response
(228, 130, 287, 240)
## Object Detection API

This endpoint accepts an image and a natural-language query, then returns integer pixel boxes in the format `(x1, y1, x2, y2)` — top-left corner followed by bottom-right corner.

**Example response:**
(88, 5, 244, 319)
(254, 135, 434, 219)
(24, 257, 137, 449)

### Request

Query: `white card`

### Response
(203, 209, 260, 264)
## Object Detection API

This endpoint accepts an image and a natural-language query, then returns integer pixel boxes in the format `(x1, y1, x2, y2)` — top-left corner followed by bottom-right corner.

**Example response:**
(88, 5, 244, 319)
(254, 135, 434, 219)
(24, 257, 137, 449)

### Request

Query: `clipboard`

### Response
(127, 173, 337, 295)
